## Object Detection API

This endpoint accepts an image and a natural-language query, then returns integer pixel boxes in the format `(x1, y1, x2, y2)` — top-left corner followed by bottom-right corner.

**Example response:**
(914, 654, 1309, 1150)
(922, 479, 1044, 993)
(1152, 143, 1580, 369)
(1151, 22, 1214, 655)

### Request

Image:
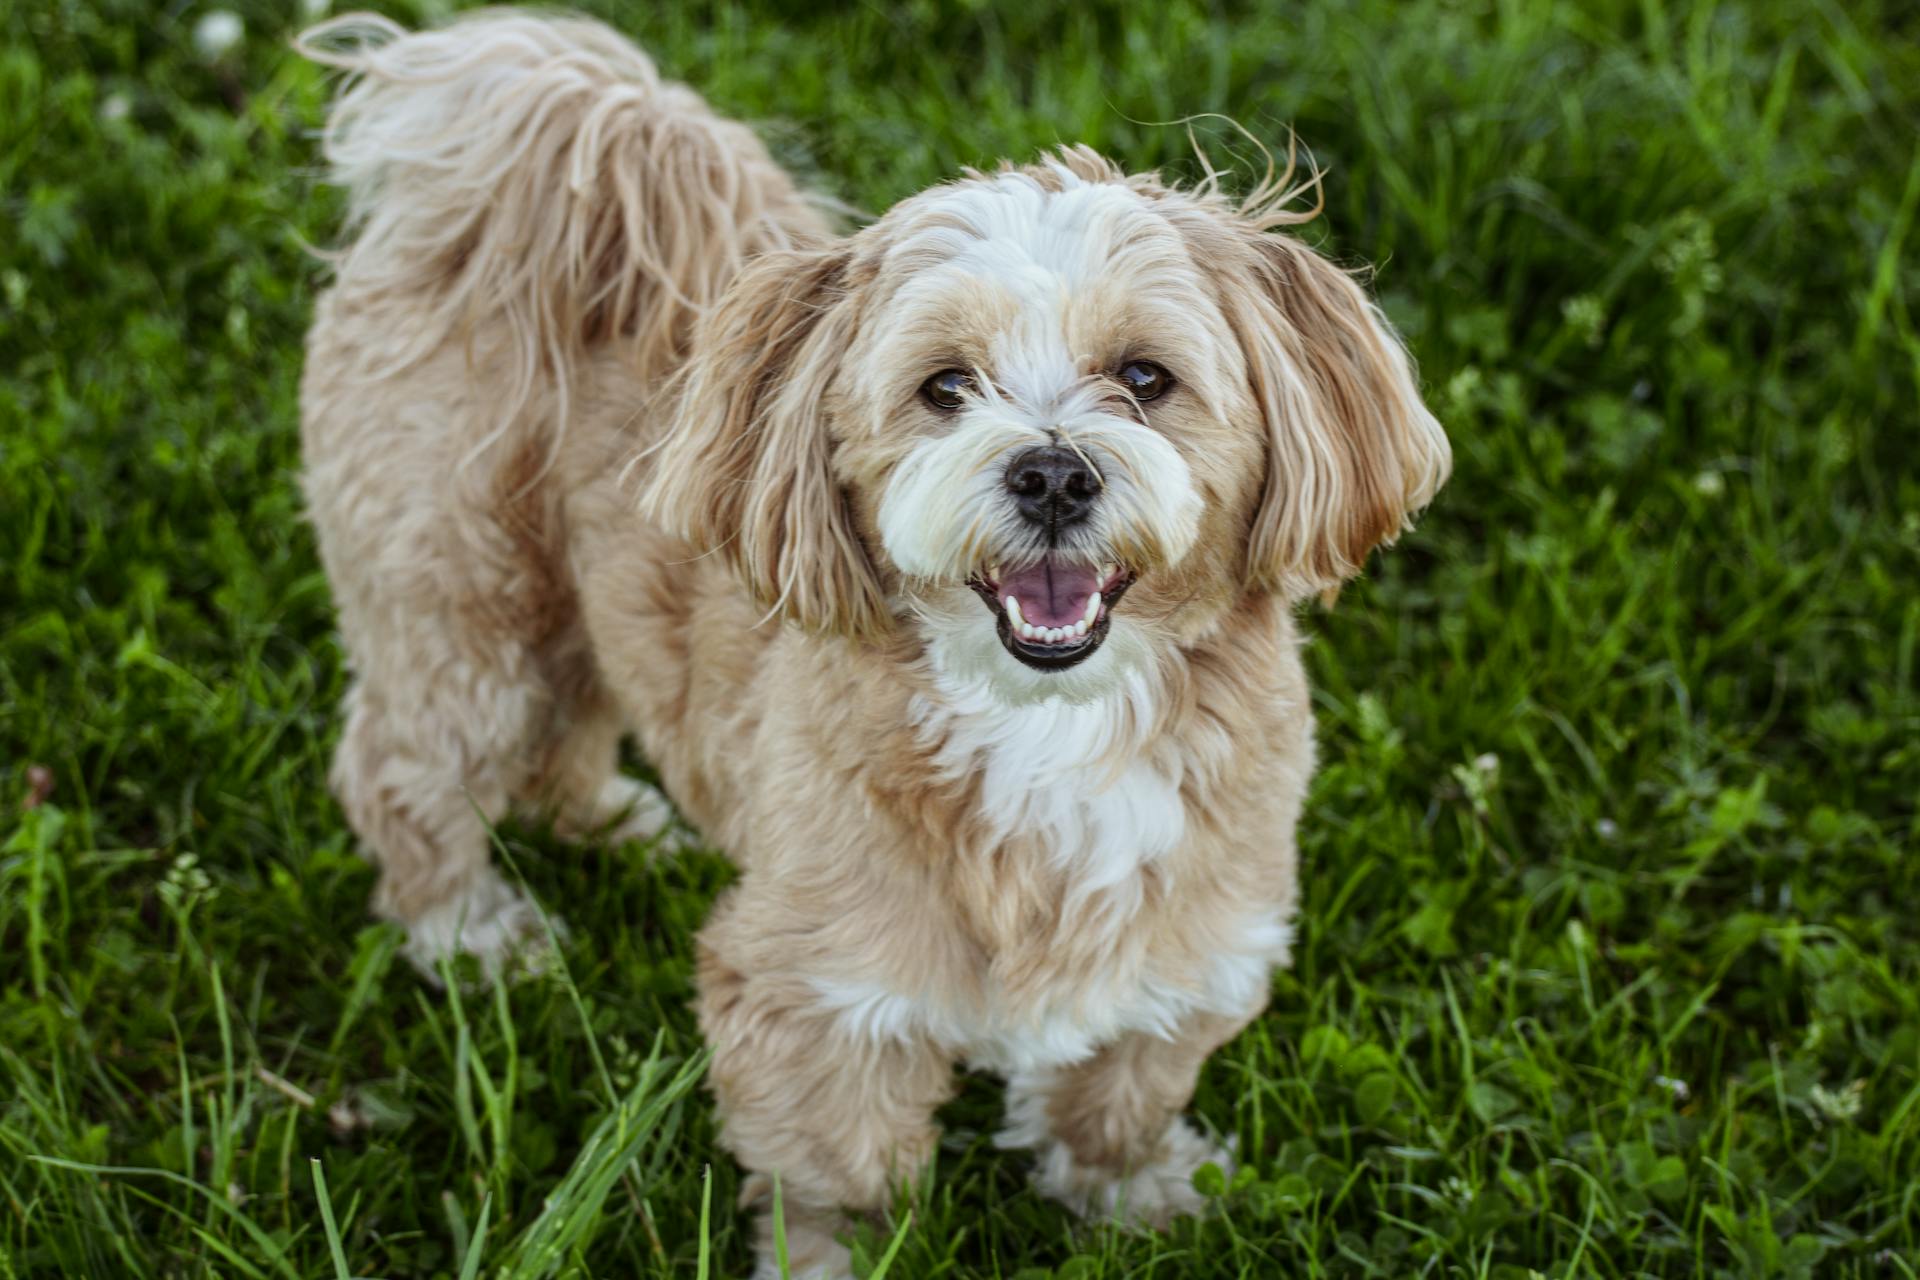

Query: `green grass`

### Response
(3, 0, 1918, 1274)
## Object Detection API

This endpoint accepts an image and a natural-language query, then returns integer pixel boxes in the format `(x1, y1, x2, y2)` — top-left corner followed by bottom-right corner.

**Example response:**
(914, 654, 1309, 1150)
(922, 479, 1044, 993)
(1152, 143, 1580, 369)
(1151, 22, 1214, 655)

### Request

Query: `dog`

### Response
(295, 11, 1449, 1276)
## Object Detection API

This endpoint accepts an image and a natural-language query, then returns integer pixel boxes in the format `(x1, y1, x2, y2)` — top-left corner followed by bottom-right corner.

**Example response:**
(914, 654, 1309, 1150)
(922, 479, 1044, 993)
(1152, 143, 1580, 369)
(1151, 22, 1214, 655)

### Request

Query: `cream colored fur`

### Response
(297, 11, 1449, 1276)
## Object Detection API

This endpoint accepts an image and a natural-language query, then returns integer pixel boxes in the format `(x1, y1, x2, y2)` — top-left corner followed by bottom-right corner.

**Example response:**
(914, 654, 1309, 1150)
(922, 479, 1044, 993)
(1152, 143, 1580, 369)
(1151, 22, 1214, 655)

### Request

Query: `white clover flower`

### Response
(1652, 1074, 1690, 1103)
(327, 1098, 363, 1136)
(1448, 751, 1501, 819)
(158, 852, 215, 914)
(192, 10, 244, 62)
(1560, 293, 1605, 348)
(1810, 1080, 1866, 1125)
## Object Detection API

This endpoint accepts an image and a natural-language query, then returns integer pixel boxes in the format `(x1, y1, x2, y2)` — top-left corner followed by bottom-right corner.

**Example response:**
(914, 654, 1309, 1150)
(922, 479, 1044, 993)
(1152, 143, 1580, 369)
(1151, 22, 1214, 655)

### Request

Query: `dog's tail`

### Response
(297, 10, 827, 439)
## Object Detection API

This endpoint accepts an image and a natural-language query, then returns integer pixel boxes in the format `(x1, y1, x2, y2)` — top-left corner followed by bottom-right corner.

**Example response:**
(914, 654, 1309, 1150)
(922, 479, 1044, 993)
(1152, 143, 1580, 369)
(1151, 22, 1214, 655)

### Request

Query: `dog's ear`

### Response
(640, 244, 889, 638)
(1203, 221, 1451, 599)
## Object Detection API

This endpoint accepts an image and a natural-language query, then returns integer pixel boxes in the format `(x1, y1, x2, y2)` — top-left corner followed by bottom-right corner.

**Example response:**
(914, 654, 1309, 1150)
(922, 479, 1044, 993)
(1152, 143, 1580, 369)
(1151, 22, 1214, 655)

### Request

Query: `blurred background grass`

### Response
(2, 0, 1917, 1275)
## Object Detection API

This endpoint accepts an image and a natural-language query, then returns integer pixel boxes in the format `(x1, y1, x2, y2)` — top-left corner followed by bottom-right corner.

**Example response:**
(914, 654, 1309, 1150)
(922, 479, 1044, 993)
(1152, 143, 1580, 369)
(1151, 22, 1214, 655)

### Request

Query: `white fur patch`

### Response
(1197, 909, 1295, 1022)
(918, 663, 1181, 905)
(810, 977, 951, 1047)
(888, 167, 1183, 301)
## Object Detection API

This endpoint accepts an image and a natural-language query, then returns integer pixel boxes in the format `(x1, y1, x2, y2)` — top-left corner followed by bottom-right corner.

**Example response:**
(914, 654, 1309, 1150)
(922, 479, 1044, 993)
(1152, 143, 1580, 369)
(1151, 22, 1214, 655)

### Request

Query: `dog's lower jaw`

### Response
(921, 605, 1155, 709)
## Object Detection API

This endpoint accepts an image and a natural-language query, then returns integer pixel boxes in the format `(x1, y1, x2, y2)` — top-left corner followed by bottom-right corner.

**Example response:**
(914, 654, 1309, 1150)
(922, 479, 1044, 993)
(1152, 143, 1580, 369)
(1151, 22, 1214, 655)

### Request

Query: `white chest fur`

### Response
(810, 669, 1291, 1072)
(928, 667, 1186, 906)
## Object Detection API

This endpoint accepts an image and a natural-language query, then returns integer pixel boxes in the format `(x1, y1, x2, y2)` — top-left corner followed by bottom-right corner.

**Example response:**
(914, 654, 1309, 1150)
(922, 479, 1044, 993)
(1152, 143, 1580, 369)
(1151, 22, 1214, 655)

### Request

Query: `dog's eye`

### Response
(922, 368, 974, 409)
(1116, 361, 1172, 401)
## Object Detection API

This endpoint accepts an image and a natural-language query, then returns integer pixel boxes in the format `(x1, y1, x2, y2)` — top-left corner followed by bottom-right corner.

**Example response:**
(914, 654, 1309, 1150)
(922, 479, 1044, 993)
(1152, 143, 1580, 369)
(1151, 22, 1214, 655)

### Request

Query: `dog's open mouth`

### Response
(968, 557, 1135, 671)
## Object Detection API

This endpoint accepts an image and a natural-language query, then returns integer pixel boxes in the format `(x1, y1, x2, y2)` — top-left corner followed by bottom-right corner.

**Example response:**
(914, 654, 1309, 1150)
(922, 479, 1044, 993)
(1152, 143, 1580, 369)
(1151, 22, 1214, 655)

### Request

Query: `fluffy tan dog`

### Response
(297, 11, 1449, 1276)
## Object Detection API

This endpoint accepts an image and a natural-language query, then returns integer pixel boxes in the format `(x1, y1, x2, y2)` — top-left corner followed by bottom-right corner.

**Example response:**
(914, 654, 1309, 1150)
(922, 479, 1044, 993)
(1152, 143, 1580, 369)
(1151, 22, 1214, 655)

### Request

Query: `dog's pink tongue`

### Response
(1000, 560, 1100, 628)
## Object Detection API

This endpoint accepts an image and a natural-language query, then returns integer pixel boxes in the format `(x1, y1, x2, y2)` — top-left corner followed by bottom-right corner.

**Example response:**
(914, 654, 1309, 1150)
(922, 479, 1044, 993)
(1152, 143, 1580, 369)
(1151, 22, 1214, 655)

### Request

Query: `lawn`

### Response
(3, 0, 1918, 1275)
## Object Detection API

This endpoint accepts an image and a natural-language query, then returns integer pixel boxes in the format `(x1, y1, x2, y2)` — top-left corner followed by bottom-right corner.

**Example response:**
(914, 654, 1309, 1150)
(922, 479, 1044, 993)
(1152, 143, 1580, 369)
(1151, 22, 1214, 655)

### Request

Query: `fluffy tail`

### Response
(297, 10, 828, 436)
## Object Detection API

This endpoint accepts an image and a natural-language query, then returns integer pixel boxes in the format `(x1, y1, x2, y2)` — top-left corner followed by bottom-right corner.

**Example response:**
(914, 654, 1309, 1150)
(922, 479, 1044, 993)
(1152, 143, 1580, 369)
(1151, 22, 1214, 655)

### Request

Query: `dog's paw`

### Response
(1029, 1117, 1232, 1229)
(596, 776, 679, 843)
(747, 1203, 856, 1280)
(750, 1250, 851, 1280)
(564, 775, 685, 850)
(401, 873, 565, 985)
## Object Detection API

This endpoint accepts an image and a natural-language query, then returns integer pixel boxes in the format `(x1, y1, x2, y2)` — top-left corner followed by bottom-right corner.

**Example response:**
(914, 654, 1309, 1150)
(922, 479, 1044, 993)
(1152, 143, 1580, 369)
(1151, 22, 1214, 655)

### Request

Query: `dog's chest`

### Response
(953, 691, 1188, 903)
(859, 685, 1290, 1072)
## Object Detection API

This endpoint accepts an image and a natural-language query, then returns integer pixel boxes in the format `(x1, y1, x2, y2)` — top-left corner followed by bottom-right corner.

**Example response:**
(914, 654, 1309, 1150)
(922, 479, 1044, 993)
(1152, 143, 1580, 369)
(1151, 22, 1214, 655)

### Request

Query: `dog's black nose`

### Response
(1006, 446, 1101, 529)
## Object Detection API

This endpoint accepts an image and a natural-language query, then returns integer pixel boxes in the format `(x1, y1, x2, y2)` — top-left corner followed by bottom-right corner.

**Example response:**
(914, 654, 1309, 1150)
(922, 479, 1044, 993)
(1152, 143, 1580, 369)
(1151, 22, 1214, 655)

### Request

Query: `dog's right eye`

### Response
(922, 369, 973, 409)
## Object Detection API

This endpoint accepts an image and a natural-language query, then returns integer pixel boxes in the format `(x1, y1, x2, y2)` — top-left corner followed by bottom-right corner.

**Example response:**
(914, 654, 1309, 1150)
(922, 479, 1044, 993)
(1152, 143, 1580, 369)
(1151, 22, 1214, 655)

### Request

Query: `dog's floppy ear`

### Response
(1207, 222, 1451, 599)
(640, 243, 889, 638)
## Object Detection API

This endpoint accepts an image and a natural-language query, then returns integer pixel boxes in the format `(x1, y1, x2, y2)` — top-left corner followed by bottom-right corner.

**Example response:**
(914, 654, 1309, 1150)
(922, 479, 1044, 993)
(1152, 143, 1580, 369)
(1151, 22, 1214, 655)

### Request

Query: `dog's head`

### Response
(642, 146, 1449, 701)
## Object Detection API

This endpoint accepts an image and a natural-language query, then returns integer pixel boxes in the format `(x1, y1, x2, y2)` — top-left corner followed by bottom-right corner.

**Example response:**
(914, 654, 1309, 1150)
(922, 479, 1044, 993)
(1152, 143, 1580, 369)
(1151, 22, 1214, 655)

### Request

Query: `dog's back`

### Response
(295, 11, 825, 970)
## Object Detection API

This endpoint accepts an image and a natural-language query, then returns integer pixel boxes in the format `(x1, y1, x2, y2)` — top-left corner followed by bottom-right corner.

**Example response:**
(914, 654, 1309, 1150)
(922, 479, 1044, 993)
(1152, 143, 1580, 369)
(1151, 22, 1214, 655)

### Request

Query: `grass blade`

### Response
(309, 1159, 352, 1280)
(696, 1164, 713, 1280)
(30, 1159, 303, 1280)
(772, 1172, 789, 1279)
(867, 1211, 915, 1280)
(456, 1192, 493, 1280)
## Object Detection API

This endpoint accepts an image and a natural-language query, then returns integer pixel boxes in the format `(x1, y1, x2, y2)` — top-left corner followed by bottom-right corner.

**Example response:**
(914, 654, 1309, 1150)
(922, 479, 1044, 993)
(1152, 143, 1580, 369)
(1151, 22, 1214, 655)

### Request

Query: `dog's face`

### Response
(645, 148, 1449, 701)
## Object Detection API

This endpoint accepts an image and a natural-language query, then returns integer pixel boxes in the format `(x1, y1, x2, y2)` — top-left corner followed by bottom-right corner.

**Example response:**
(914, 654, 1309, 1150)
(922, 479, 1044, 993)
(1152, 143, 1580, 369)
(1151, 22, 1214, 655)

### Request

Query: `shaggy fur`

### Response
(297, 11, 1449, 1277)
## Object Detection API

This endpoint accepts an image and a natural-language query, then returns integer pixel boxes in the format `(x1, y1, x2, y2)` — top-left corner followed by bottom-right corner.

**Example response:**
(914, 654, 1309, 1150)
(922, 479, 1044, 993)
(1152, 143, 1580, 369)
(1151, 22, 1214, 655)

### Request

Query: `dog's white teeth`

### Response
(1099, 562, 1117, 582)
(1082, 592, 1102, 625)
(1007, 608, 1094, 645)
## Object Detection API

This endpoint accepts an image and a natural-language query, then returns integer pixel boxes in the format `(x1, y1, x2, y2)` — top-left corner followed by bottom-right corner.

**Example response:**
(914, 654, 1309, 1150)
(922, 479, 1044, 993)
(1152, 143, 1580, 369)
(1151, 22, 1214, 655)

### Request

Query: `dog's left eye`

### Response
(1116, 361, 1172, 401)
(922, 369, 974, 409)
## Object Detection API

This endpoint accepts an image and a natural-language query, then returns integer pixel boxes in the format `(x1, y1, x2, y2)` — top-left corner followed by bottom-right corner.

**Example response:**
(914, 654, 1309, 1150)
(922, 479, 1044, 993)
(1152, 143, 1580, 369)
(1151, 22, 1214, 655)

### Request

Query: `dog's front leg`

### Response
(995, 1007, 1255, 1228)
(695, 909, 954, 1280)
